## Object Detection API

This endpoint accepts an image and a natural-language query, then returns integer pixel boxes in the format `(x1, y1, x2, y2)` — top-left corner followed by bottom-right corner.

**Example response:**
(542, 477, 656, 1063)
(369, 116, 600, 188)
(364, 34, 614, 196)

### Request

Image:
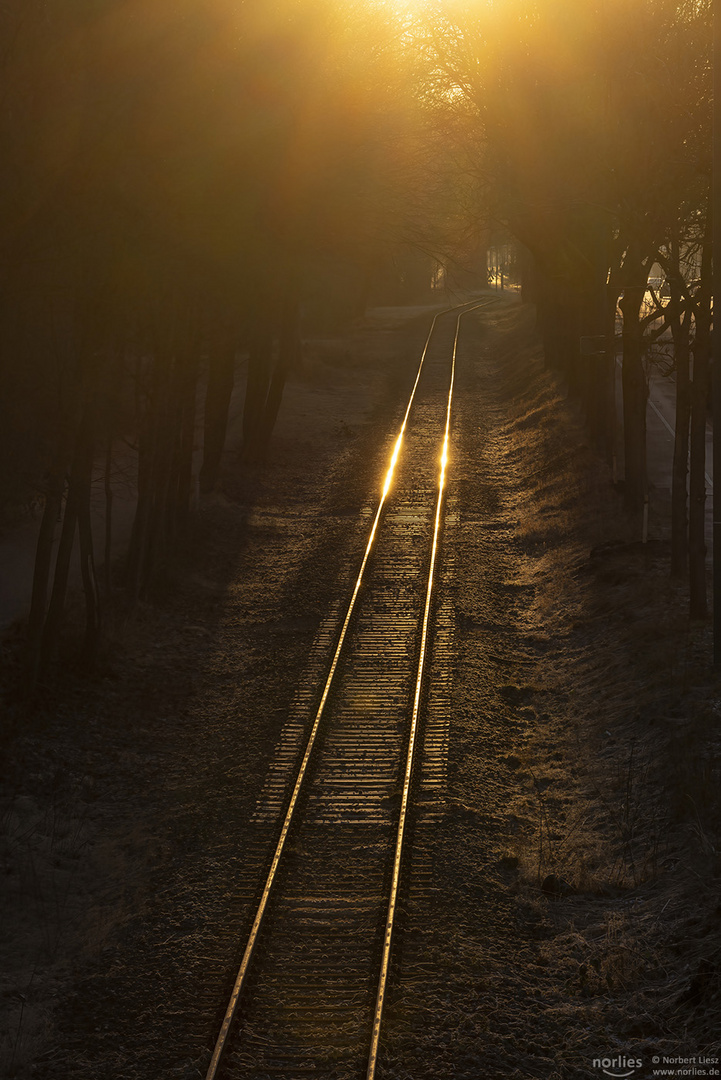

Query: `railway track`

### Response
(203, 298, 496, 1080)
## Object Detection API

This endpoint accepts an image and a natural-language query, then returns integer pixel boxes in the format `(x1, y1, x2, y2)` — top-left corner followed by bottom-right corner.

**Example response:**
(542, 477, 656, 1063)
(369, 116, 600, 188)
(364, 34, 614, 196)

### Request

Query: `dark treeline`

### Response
(418, 0, 712, 615)
(0, 0, 439, 684)
(0, 0, 713, 687)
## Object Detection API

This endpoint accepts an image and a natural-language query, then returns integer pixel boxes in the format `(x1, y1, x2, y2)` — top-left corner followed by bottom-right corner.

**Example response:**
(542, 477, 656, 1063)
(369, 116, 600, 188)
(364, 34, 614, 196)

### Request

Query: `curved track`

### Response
(204, 298, 495, 1080)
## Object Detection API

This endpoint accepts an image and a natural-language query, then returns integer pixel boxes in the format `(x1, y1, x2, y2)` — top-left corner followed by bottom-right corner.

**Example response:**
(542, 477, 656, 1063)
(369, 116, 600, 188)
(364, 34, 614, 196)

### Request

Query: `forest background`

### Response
(0, 0, 713, 684)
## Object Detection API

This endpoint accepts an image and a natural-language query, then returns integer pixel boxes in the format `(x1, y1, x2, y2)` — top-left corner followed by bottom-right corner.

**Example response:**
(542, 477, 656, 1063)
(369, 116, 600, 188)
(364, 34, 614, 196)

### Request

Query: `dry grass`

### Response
(0, 781, 96, 1078)
(447, 298, 721, 1069)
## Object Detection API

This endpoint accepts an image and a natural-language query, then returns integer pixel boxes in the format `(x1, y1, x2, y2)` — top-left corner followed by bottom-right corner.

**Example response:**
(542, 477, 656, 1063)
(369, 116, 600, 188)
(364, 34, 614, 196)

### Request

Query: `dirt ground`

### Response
(0, 295, 719, 1080)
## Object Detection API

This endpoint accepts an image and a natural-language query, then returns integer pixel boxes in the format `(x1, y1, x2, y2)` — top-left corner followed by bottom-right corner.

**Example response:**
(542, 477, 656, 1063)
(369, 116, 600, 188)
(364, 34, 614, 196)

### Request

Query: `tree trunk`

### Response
(534, 268, 554, 367)
(199, 334, 235, 494)
(143, 349, 175, 587)
(688, 229, 712, 618)
(241, 319, 273, 462)
(104, 433, 113, 597)
(38, 490, 79, 673)
(126, 363, 155, 601)
(667, 246, 691, 578)
(126, 309, 203, 599)
(580, 232, 611, 450)
(26, 470, 65, 686)
(77, 449, 100, 667)
(604, 270, 622, 474)
(173, 347, 199, 532)
(536, 272, 576, 380)
(102, 351, 124, 598)
(260, 287, 300, 450)
(618, 247, 652, 515)
(38, 410, 96, 672)
(519, 245, 537, 305)
(561, 288, 581, 396)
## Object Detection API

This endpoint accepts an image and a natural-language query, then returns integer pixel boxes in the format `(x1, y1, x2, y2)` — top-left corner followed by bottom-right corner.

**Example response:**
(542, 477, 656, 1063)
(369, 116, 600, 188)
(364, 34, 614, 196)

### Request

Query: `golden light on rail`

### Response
(382, 433, 405, 500)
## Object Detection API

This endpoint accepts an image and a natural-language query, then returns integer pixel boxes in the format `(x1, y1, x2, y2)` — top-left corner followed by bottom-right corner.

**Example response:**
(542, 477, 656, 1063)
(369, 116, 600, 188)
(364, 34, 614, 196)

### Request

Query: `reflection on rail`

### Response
(205, 297, 494, 1080)
(365, 302, 484, 1080)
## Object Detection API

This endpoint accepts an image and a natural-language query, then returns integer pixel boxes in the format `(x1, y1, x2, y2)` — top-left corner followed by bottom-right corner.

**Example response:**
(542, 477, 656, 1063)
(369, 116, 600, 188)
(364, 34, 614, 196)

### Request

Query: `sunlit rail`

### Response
(204, 297, 491, 1080)
(365, 303, 483, 1080)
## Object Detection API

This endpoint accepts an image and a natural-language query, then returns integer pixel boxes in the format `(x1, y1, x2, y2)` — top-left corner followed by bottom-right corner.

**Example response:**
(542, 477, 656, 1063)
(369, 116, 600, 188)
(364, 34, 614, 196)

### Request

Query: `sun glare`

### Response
(369, 0, 430, 11)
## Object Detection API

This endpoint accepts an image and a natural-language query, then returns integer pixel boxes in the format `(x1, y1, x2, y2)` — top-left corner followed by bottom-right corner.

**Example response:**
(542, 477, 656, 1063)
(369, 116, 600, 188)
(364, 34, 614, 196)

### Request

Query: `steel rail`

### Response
(204, 297, 486, 1080)
(365, 302, 484, 1080)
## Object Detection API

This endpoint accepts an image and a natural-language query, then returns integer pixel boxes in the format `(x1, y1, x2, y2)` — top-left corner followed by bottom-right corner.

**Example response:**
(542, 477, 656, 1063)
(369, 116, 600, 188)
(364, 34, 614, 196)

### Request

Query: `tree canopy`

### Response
(0, 0, 713, 678)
